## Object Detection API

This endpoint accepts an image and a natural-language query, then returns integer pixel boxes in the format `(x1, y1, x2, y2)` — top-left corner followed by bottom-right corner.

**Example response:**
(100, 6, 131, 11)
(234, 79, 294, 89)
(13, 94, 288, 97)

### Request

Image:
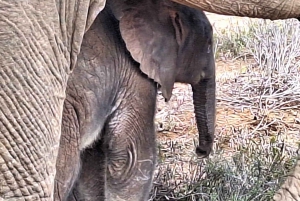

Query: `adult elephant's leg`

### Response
(0, 1, 104, 200)
(0, 3, 69, 199)
(273, 159, 300, 201)
(54, 99, 82, 200)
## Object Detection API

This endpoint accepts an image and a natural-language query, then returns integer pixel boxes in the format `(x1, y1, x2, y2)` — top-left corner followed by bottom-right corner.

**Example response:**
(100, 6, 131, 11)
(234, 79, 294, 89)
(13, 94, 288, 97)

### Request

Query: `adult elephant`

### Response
(0, 0, 299, 200)
(0, 1, 106, 200)
(55, 0, 215, 200)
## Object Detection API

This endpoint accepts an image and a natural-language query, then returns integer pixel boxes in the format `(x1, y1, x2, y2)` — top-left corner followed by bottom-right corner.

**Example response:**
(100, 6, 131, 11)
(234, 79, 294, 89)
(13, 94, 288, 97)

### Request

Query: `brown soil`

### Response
(156, 59, 299, 154)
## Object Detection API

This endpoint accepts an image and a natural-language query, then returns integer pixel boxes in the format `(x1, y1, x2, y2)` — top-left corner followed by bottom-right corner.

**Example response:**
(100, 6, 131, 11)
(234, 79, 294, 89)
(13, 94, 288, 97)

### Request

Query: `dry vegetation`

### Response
(150, 13, 300, 201)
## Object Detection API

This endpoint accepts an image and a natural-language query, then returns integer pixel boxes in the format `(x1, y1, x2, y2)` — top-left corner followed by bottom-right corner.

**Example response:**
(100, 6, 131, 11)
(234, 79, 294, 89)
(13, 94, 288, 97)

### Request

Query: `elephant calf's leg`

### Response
(102, 81, 158, 201)
(104, 114, 157, 201)
(70, 115, 156, 201)
(72, 81, 157, 201)
(67, 142, 107, 201)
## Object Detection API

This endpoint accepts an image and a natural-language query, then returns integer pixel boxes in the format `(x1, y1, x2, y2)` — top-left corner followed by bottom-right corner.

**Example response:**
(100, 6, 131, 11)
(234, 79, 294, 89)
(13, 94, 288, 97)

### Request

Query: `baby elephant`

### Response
(55, 0, 216, 200)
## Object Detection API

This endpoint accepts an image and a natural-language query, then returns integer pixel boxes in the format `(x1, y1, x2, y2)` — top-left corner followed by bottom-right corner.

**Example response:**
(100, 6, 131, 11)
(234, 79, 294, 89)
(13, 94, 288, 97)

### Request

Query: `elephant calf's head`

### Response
(108, 0, 216, 158)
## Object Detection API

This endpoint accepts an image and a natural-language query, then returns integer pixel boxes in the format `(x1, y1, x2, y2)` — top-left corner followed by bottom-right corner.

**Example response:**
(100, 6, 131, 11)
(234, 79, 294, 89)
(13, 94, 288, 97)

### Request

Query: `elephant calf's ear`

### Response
(119, 9, 178, 101)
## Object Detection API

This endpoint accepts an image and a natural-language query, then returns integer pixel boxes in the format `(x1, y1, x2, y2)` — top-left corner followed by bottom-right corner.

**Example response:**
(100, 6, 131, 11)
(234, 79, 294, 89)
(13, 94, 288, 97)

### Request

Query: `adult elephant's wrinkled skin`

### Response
(55, 1, 215, 200)
(0, 1, 105, 200)
(0, 0, 300, 200)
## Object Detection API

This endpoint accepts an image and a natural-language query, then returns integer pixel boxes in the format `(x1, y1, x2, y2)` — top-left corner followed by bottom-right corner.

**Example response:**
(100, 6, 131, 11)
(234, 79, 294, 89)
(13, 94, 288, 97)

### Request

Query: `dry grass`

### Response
(150, 14, 300, 201)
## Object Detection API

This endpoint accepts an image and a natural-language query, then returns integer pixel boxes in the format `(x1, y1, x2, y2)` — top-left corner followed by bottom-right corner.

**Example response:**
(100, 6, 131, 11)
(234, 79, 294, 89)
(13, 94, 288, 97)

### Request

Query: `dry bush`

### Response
(150, 17, 300, 201)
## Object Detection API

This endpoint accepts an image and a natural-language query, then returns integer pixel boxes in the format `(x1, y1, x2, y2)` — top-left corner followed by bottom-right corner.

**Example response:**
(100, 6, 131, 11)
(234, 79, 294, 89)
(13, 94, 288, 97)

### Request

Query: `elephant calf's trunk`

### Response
(192, 77, 216, 158)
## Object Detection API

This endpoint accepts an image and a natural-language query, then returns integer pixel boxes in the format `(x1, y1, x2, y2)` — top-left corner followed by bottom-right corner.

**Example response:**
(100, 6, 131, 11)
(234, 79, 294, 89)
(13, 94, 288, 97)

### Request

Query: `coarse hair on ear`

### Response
(118, 0, 185, 101)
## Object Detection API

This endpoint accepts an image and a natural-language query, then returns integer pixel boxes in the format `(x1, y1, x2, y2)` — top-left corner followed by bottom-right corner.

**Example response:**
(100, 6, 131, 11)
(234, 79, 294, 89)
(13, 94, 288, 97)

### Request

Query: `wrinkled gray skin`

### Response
(55, 1, 215, 200)
(1, 0, 300, 200)
(0, 1, 105, 200)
